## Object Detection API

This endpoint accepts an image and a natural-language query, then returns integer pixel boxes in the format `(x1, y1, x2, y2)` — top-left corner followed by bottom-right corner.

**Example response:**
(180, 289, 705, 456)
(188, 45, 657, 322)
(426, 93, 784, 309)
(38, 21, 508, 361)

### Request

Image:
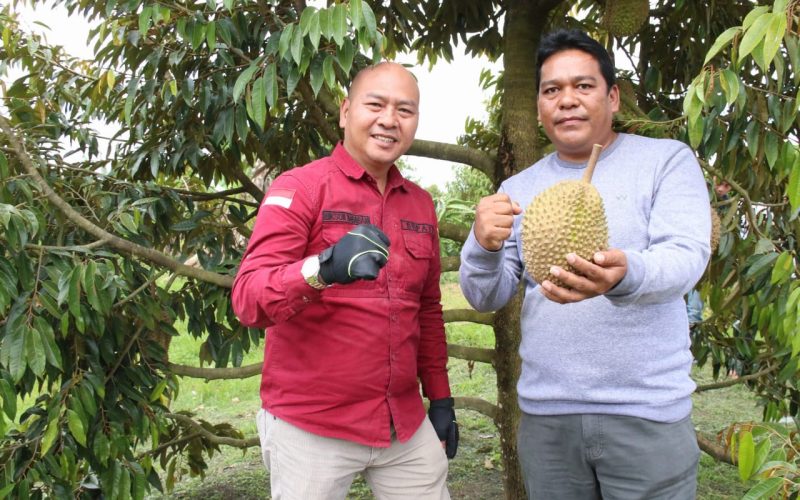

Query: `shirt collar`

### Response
(332, 142, 408, 192)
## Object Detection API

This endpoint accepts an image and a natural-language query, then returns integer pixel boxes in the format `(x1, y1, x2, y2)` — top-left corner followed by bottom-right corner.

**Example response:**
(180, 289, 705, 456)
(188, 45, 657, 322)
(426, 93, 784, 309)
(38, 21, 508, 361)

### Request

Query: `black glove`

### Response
(429, 397, 458, 459)
(318, 224, 390, 285)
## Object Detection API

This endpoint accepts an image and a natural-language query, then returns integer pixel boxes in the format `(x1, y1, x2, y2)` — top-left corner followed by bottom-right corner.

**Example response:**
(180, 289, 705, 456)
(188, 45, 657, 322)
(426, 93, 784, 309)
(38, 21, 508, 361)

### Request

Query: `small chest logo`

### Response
(401, 220, 434, 234)
(322, 210, 370, 225)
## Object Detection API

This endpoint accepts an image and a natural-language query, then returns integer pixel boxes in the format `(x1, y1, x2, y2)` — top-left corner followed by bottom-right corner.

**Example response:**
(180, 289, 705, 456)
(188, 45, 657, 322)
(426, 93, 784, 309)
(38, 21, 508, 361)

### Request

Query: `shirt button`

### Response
(302, 296, 310, 303)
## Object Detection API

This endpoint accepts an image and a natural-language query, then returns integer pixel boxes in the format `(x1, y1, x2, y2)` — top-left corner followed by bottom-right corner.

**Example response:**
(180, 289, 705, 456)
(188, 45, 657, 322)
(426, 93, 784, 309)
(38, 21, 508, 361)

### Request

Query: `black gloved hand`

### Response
(318, 224, 390, 285)
(429, 397, 459, 459)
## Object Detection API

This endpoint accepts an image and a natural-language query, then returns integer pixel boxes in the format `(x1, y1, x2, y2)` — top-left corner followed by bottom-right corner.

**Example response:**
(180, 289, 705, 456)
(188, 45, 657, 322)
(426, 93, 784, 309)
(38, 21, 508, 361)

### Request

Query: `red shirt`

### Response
(232, 144, 451, 447)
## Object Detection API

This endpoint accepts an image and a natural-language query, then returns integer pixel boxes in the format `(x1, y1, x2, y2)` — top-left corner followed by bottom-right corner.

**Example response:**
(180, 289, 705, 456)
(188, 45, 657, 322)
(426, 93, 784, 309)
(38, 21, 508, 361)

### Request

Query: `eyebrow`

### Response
(539, 75, 598, 88)
(363, 92, 418, 108)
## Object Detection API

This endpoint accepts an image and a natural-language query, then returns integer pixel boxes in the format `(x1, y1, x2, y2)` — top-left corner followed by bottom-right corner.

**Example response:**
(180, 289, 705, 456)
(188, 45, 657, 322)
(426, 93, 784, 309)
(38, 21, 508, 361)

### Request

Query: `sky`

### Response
(11, 3, 501, 190)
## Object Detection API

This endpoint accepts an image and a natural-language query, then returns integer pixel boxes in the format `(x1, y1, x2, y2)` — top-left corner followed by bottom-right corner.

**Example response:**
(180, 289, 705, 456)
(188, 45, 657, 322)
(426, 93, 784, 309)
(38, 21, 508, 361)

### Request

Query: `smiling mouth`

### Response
(372, 134, 398, 143)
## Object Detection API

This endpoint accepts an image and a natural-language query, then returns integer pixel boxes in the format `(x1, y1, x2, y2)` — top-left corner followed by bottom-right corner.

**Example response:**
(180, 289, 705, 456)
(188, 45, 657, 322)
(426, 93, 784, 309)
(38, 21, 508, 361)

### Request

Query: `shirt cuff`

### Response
(282, 259, 323, 311)
(605, 251, 644, 304)
(462, 231, 505, 271)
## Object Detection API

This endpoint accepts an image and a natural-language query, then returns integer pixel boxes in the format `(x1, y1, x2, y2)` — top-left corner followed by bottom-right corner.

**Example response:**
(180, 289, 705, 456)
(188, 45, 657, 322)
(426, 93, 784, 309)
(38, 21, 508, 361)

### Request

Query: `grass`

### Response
(148, 281, 763, 499)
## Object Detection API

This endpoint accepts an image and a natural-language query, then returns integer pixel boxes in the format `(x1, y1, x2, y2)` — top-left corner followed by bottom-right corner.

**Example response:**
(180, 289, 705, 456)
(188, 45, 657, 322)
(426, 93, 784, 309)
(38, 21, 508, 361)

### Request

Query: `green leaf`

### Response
(721, 69, 739, 105)
(704, 27, 741, 65)
(138, 6, 152, 35)
(93, 432, 110, 466)
(34, 316, 62, 370)
(278, 23, 294, 61)
(249, 76, 267, 130)
(747, 252, 779, 281)
(232, 63, 259, 103)
(688, 114, 704, 149)
(764, 133, 779, 170)
(83, 260, 102, 313)
(318, 8, 331, 41)
(67, 409, 87, 447)
(310, 56, 324, 96)
(361, 2, 377, 39)
(739, 13, 772, 64)
(0, 379, 16, 420)
(788, 154, 800, 211)
(331, 4, 347, 46)
(308, 10, 321, 49)
(6, 323, 27, 382)
(349, 0, 363, 30)
(0, 484, 12, 500)
(762, 12, 787, 66)
(299, 6, 317, 35)
(323, 54, 336, 89)
(40, 418, 59, 456)
(742, 477, 784, 500)
(290, 23, 304, 65)
(773, 0, 788, 11)
(68, 265, 82, 320)
(0, 151, 7, 179)
(285, 66, 300, 98)
(737, 430, 755, 480)
(336, 38, 355, 74)
(206, 20, 216, 51)
(263, 63, 278, 109)
(26, 326, 46, 377)
(223, 0, 234, 10)
(124, 76, 138, 125)
(743, 6, 770, 30)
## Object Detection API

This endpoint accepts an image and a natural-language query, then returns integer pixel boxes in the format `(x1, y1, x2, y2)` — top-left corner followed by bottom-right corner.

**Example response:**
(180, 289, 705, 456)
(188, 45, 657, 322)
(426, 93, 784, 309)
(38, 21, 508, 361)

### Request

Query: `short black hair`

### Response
(536, 29, 616, 93)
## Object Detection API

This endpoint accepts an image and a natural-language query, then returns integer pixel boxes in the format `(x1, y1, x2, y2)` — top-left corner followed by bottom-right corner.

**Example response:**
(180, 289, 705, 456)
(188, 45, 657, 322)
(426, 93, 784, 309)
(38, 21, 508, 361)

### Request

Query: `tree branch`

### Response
(439, 221, 470, 244)
(407, 139, 495, 178)
(696, 432, 734, 465)
(167, 362, 262, 380)
(0, 116, 234, 288)
(454, 396, 499, 421)
(694, 364, 778, 393)
(447, 343, 495, 364)
(165, 413, 259, 449)
(441, 255, 460, 272)
(297, 79, 341, 145)
(443, 309, 494, 325)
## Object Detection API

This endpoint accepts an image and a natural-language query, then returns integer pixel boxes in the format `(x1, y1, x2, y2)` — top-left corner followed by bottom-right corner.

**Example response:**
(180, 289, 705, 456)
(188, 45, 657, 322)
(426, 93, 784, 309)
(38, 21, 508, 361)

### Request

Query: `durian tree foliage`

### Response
(0, 0, 798, 498)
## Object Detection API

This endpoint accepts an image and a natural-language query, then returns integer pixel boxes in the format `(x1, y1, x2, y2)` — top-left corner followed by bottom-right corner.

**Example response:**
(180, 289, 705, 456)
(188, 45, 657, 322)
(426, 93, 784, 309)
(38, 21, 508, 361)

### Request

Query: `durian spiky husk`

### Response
(710, 206, 721, 254)
(604, 0, 650, 36)
(521, 180, 609, 288)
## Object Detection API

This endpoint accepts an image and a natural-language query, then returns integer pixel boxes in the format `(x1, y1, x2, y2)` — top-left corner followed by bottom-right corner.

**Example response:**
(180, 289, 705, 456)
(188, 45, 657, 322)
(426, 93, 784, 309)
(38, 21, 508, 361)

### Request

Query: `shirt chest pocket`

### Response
(398, 231, 434, 294)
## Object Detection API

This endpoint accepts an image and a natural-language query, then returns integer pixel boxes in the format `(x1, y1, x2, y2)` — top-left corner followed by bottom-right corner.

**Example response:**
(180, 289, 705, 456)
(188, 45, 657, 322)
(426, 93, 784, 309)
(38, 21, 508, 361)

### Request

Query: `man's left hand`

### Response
(428, 398, 458, 459)
(539, 249, 627, 304)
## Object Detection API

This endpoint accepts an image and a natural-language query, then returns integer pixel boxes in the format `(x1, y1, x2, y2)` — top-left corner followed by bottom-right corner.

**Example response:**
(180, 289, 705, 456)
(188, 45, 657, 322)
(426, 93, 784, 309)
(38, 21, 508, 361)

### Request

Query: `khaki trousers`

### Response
(256, 409, 450, 500)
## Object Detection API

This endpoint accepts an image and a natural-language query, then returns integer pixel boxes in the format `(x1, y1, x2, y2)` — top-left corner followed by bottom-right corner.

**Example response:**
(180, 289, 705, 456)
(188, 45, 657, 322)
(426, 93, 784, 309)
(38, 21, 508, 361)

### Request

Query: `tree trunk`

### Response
(494, 1, 553, 498)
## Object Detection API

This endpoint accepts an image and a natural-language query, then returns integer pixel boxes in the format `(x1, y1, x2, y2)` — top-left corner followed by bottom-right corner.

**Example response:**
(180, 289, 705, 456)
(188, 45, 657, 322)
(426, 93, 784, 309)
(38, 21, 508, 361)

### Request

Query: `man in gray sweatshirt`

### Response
(459, 29, 710, 499)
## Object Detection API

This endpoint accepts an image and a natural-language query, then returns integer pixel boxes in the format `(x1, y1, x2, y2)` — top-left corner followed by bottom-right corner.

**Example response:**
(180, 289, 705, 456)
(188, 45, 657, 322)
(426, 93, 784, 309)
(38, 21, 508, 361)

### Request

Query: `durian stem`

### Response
(582, 144, 603, 184)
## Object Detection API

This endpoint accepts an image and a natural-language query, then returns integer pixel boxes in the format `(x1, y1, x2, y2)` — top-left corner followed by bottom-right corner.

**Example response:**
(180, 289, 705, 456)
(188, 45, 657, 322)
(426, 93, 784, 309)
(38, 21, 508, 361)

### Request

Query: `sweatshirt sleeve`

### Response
(606, 145, 711, 306)
(231, 174, 322, 328)
(459, 187, 525, 312)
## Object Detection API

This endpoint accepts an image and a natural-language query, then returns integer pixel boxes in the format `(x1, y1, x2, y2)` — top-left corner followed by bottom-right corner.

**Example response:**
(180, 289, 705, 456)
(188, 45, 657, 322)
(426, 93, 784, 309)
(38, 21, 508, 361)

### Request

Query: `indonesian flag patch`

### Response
(263, 188, 296, 209)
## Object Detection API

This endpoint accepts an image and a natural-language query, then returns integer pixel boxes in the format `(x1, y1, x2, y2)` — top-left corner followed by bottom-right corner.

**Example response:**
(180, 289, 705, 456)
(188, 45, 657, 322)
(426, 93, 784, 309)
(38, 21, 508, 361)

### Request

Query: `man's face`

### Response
(537, 49, 620, 163)
(339, 64, 419, 173)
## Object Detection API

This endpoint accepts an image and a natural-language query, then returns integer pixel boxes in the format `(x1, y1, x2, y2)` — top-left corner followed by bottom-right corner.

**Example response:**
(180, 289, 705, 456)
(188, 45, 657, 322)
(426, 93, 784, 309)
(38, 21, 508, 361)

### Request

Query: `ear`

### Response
(609, 84, 620, 113)
(339, 98, 350, 129)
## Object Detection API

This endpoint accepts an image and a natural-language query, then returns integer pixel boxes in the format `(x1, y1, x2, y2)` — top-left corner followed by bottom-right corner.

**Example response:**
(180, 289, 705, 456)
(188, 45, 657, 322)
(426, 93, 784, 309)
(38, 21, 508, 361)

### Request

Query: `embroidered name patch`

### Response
(401, 220, 434, 234)
(322, 211, 370, 225)
(263, 188, 296, 209)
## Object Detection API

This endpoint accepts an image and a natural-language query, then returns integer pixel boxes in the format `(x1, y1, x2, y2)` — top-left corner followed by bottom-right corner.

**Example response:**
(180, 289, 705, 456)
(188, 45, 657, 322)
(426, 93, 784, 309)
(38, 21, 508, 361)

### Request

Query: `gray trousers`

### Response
(517, 413, 699, 500)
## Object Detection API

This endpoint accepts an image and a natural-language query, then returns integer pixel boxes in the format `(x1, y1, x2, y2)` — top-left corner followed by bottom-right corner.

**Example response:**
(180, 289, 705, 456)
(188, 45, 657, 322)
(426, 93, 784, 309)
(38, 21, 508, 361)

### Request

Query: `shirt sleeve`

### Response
(416, 209, 451, 401)
(606, 145, 711, 305)
(231, 174, 323, 328)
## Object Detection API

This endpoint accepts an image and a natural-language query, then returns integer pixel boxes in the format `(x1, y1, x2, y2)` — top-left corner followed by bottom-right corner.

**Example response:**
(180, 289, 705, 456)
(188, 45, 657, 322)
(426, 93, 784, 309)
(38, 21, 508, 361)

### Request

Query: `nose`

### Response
(558, 87, 578, 108)
(377, 106, 398, 127)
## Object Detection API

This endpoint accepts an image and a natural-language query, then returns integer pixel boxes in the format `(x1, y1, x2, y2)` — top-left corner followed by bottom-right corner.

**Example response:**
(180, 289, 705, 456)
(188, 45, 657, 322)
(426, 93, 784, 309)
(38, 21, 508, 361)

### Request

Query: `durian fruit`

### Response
(521, 144, 609, 288)
(710, 206, 721, 254)
(604, 0, 650, 37)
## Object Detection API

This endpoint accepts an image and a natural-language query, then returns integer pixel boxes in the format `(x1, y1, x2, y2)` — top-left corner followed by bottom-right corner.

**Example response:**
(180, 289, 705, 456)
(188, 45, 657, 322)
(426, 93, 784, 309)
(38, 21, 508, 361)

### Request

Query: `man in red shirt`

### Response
(232, 61, 457, 499)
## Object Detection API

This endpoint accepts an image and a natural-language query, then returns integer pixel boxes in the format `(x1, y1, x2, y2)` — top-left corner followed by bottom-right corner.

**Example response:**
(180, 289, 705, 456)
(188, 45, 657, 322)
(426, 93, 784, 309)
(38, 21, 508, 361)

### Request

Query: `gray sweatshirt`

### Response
(460, 133, 711, 422)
